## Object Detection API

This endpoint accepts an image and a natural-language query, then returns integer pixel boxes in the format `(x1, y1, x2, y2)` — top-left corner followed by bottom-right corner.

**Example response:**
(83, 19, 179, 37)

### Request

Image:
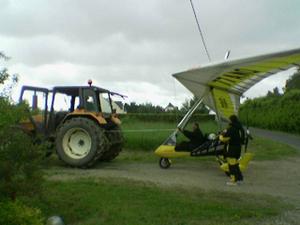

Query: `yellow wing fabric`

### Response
(212, 89, 237, 119)
(173, 48, 300, 120)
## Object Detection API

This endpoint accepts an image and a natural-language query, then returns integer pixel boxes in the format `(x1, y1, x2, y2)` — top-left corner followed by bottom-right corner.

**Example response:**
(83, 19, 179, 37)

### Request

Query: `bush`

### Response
(0, 72, 45, 201)
(239, 90, 300, 134)
(0, 55, 46, 224)
(0, 200, 44, 225)
(0, 98, 45, 201)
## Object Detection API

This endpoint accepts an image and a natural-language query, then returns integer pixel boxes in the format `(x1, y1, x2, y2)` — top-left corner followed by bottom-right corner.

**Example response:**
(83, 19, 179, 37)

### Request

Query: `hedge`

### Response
(239, 90, 300, 134)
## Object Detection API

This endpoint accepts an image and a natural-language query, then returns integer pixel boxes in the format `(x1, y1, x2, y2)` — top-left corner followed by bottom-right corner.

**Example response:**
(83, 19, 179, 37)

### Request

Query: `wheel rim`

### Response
(62, 128, 92, 159)
(161, 158, 170, 168)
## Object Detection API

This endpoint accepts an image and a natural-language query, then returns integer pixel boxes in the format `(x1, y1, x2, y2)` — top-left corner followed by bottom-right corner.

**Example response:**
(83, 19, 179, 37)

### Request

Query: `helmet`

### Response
(46, 216, 65, 225)
(208, 133, 217, 140)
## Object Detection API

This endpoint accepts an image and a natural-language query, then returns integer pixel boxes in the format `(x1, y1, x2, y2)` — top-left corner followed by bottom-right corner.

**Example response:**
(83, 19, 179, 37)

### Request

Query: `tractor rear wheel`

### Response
(55, 117, 109, 167)
(99, 126, 124, 162)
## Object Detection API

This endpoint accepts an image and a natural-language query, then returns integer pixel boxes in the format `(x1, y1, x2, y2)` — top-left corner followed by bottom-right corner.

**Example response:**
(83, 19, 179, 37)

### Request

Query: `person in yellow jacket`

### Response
(220, 115, 245, 186)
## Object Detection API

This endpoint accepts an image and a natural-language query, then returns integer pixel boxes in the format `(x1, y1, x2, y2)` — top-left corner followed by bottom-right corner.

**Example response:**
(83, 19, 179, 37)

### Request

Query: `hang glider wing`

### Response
(173, 48, 300, 120)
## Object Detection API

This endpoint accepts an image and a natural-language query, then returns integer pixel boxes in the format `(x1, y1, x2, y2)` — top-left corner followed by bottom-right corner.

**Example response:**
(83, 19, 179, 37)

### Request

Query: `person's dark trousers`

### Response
(228, 163, 243, 182)
(227, 145, 243, 182)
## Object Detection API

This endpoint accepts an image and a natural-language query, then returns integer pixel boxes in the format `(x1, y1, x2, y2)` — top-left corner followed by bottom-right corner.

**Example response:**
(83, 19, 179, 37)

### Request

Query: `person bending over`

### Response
(175, 122, 205, 151)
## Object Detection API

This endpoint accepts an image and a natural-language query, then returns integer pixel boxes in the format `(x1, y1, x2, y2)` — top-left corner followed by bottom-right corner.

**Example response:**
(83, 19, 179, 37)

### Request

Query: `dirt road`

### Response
(49, 156, 300, 203)
(251, 127, 300, 151)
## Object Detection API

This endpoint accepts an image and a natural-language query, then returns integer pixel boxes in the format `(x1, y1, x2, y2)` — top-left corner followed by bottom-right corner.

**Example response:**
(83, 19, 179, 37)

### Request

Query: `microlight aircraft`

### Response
(155, 48, 300, 170)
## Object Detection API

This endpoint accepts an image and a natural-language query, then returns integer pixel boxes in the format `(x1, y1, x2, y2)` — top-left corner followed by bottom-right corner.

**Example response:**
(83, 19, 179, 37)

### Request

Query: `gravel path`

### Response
(49, 157, 300, 204)
(250, 127, 300, 151)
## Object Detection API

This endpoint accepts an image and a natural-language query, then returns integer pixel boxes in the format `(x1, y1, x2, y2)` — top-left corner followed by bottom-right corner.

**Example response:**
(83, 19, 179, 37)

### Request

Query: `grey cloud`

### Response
(2, 0, 300, 105)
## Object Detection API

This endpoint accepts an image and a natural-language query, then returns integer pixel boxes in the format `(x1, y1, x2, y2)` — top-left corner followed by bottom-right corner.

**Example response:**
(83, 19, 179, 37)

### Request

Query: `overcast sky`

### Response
(1, 0, 300, 107)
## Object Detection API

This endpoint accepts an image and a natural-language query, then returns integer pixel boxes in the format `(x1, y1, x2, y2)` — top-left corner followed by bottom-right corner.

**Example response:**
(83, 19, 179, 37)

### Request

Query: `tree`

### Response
(267, 87, 281, 97)
(124, 102, 164, 113)
(0, 51, 18, 97)
(285, 69, 300, 92)
(180, 96, 209, 114)
(0, 53, 45, 202)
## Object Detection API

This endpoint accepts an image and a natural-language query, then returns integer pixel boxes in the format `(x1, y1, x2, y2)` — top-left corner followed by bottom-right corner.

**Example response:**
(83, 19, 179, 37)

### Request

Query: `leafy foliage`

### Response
(239, 89, 300, 134)
(0, 56, 44, 201)
(0, 122, 45, 200)
(124, 96, 209, 114)
(0, 200, 44, 225)
(124, 102, 165, 113)
(285, 69, 300, 91)
(0, 52, 18, 97)
(180, 95, 209, 114)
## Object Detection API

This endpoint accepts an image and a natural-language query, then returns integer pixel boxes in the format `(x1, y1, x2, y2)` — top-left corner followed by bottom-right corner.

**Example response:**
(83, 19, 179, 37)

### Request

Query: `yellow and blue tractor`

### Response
(19, 81, 125, 168)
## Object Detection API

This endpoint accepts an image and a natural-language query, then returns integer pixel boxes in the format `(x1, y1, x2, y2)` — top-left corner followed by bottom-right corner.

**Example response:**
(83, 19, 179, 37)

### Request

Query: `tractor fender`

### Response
(62, 110, 107, 127)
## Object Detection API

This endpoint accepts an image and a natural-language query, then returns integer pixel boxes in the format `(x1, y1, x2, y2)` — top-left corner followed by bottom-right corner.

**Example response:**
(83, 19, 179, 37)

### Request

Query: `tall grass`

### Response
(119, 116, 298, 160)
(121, 117, 218, 151)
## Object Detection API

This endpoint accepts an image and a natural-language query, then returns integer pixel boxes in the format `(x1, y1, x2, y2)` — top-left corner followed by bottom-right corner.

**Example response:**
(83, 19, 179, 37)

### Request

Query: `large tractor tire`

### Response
(55, 117, 109, 168)
(99, 126, 124, 162)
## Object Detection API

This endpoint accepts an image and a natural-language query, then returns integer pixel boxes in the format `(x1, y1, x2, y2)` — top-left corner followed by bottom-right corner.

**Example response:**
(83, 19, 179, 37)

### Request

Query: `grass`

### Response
(21, 178, 291, 225)
(248, 136, 298, 160)
(45, 119, 299, 167)
(119, 119, 298, 161)
(121, 118, 218, 151)
(24, 118, 299, 225)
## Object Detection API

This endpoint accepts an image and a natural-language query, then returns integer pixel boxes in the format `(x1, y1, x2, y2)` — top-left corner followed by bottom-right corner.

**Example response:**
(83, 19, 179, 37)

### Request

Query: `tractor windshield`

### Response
(99, 92, 112, 114)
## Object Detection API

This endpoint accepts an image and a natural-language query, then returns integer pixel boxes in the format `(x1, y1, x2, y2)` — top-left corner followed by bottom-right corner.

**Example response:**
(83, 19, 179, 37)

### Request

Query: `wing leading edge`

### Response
(173, 48, 300, 120)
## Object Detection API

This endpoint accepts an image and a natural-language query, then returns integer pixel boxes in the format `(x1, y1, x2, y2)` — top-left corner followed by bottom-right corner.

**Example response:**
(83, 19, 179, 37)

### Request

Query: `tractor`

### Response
(19, 81, 125, 168)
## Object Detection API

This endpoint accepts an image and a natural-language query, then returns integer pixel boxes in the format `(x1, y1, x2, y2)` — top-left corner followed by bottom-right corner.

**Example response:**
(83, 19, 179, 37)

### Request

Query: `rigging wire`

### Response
(189, 0, 212, 62)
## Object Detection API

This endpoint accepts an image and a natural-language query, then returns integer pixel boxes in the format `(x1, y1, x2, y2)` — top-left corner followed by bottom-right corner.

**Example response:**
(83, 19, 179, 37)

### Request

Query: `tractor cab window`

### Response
(83, 89, 98, 112)
(53, 93, 73, 112)
(20, 89, 49, 131)
(99, 92, 112, 114)
(110, 93, 126, 114)
(21, 90, 48, 114)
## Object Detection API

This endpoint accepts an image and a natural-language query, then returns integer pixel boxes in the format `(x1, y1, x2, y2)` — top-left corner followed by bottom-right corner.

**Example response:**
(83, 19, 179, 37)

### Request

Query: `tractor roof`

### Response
(53, 86, 109, 96)
(21, 85, 127, 98)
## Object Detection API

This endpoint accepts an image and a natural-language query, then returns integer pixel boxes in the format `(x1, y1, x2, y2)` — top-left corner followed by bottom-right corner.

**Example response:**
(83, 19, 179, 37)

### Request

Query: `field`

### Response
(120, 118, 298, 160)
(30, 118, 300, 225)
(121, 117, 218, 151)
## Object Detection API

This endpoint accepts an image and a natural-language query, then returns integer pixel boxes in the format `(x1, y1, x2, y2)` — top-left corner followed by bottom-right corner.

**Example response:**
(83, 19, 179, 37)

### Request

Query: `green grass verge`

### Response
(120, 119, 298, 161)
(248, 136, 299, 160)
(45, 120, 298, 168)
(21, 178, 291, 225)
(122, 119, 218, 151)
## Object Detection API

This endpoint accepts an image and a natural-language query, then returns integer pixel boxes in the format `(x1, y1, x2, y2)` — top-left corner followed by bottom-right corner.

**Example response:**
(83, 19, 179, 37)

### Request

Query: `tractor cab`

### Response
(20, 84, 124, 134)
(47, 85, 121, 132)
